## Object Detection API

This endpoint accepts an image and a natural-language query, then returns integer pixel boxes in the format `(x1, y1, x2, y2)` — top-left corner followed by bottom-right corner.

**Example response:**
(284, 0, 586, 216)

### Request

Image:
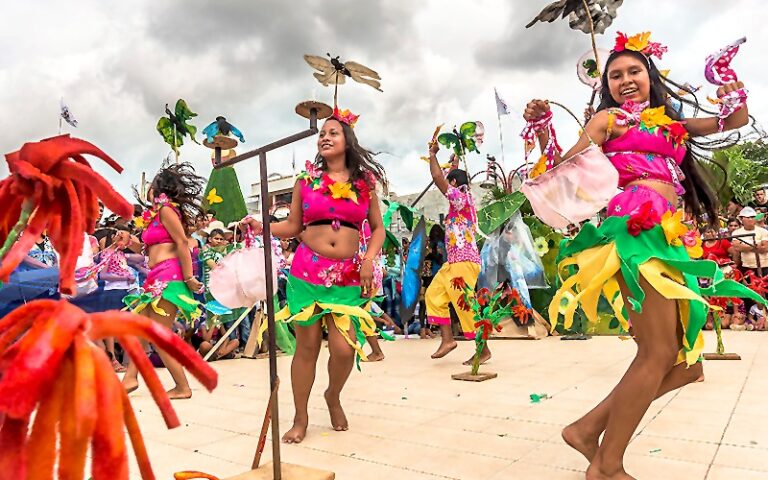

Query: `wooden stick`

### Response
(202, 306, 254, 361)
(252, 377, 280, 469)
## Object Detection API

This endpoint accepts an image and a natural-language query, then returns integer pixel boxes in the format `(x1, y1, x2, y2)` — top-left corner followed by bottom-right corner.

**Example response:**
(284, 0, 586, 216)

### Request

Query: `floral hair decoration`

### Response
(612, 32, 668, 60)
(331, 106, 359, 128)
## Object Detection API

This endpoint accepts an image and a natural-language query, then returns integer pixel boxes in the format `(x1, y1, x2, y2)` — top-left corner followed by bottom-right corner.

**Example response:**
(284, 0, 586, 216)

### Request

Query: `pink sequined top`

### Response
(603, 107, 688, 196)
(298, 161, 373, 229)
(444, 186, 481, 264)
(141, 203, 181, 246)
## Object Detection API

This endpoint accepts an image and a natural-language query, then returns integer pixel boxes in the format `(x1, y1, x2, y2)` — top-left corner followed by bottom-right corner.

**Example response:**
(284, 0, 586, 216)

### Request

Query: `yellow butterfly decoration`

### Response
(207, 188, 224, 205)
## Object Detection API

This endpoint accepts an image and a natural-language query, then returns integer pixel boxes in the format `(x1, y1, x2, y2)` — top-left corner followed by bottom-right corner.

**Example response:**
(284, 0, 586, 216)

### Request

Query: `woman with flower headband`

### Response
(244, 107, 387, 444)
(523, 32, 763, 479)
(121, 163, 206, 400)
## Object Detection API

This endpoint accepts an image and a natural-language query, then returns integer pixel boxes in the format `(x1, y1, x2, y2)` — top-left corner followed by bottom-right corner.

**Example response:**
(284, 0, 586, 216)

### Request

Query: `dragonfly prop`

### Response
(304, 53, 382, 107)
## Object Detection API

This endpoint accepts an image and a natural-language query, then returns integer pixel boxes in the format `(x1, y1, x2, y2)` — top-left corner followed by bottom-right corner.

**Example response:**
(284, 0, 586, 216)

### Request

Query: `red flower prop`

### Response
(476, 288, 490, 307)
(0, 135, 133, 294)
(450, 276, 467, 291)
(0, 300, 218, 479)
(456, 293, 472, 312)
(626, 201, 660, 236)
(512, 304, 531, 325)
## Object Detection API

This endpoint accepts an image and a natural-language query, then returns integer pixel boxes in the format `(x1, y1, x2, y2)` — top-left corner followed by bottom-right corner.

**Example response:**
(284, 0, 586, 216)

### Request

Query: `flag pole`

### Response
(497, 110, 505, 169)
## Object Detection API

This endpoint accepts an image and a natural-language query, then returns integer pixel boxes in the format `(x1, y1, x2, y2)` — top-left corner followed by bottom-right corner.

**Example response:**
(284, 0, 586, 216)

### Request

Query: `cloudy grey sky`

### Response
(1, 0, 765, 203)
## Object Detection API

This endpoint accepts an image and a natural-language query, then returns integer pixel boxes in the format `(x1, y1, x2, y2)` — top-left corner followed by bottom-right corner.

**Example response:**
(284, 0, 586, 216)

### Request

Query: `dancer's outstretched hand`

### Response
(523, 99, 550, 121)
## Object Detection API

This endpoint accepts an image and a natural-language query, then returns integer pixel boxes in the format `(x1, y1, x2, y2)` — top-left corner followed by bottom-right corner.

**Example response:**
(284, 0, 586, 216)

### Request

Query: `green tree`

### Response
(201, 166, 248, 226)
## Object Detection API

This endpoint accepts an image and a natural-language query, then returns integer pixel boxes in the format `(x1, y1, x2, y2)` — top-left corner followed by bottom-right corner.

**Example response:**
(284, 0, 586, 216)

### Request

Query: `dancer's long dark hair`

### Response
(314, 119, 388, 193)
(147, 162, 206, 227)
(597, 50, 749, 227)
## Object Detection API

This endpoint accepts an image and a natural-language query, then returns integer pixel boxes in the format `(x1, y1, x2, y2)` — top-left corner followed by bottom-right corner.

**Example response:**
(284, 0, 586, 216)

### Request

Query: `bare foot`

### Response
(695, 374, 705, 383)
(366, 352, 385, 362)
(419, 329, 427, 339)
(585, 463, 635, 480)
(282, 418, 308, 444)
(431, 341, 457, 359)
(122, 377, 139, 394)
(561, 422, 599, 462)
(166, 386, 192, 400)
(462, 349, 491, 366)
(324, 390, 348, 431)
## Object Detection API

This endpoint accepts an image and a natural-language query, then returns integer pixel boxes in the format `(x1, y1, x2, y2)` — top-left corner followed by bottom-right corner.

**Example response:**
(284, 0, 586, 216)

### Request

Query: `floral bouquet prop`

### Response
(0, 136, 218, 479)
(451, 277, 531, 376)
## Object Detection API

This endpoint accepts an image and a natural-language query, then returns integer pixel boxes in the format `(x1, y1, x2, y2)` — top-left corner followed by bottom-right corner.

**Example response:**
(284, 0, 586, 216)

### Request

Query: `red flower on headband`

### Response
(332, 106, 359, 128)
(614, 32, 629, 52)
(626, 201, 660, 236)
(612, 32, 667, 60)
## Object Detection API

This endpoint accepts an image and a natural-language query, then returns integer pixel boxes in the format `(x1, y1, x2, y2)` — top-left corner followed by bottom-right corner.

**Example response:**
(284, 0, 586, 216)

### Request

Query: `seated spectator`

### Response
(194, 322, 240, 360)
(747, 303, 767, 331)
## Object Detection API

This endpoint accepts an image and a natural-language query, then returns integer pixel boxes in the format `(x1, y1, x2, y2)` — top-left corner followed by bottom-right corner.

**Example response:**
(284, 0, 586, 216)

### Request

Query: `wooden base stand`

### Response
(703, 353, 742, 360)
(225, 463, 335, 480)
(451, 371, 498, 382)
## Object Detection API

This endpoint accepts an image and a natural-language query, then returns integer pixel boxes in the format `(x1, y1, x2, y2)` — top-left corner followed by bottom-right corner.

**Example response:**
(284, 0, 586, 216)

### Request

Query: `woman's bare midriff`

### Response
(302, 224, 359, 259)
(626, 179, 677, 206)
(147, 243, 179, 268)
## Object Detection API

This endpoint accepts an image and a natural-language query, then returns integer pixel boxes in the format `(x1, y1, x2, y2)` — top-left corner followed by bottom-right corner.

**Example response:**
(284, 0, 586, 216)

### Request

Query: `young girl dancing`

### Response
(523, 32, 762, 479)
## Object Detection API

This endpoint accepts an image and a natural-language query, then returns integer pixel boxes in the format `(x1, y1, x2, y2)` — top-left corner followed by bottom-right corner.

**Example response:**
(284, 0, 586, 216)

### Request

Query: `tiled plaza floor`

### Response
(128, 330, 768, 479)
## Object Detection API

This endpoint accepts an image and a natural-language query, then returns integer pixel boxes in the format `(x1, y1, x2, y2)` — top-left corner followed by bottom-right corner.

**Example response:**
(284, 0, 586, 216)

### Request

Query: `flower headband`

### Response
(612, 32, 668, 60)
(331, 106, 359, 128)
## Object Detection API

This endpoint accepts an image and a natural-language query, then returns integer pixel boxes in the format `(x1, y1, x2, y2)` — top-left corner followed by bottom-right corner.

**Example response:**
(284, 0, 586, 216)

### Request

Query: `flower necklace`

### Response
(134, 193, 178, 230)
(298, 160, 374, 204)
(615, 101, 689, 148)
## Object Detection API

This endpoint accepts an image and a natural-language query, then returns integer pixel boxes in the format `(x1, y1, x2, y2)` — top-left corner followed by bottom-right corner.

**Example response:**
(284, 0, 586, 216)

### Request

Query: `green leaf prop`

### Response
(156, 99, 199, 153)
(382, 200, 418, 231)
(477, 191, 527, 235)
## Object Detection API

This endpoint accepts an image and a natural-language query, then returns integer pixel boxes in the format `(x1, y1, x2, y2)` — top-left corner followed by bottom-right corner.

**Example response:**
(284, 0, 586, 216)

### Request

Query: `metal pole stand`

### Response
(217, 100, 335, 480)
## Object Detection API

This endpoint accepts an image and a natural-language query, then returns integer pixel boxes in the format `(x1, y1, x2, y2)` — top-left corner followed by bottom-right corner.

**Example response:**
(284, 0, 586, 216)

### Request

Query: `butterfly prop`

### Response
(704, 37, 748, 132)
(202, 116, 245, 144)
(303, 53, 382, 106)
(206, 188, 223, 205)
(156, 99, 199, 154)
(400, 217, 428, 326)
(438, 121, 485, 159)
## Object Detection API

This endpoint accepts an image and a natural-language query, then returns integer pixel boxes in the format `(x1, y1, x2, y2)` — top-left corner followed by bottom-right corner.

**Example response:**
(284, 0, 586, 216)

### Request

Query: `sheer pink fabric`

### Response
(521, 145, 618, 229)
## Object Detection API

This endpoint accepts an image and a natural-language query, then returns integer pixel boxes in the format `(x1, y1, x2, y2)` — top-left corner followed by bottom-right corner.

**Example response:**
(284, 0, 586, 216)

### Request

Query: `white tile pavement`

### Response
(127, 330, 768, 480)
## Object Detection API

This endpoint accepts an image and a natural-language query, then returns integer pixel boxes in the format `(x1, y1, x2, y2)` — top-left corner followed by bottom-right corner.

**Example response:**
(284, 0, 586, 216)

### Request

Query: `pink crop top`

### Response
(141, 205, 180, 246)
(603, 106, 688, 196)
(298, 163, 372, 230)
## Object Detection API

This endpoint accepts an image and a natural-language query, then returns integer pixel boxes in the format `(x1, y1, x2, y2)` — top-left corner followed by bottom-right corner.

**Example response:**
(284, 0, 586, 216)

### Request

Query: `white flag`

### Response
(495, 88, 510, 116)
(60, 98, 78, 128)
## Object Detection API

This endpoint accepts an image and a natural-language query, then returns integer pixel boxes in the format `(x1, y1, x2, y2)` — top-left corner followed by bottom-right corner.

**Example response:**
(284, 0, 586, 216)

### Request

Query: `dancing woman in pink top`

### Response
(523, 32, 764, 479)
(244, 107, 387, 444)
(122, 164, 206, 400)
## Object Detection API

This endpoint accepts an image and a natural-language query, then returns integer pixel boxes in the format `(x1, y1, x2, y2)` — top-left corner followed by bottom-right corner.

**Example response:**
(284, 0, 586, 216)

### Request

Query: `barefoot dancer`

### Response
(523, 32, 763, 479)
(425, 143, 489, 365)
(122, 163, 206, 400)
(245, 107, 387, 444)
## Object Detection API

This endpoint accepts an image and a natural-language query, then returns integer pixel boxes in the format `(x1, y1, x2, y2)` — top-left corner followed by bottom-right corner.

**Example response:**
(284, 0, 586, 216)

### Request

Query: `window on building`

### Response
(274, 192, 293, 206)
